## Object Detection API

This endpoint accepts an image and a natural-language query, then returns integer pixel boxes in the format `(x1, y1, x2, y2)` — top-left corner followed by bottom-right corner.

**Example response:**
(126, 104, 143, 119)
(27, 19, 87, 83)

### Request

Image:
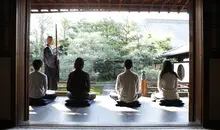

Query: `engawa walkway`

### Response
(28, 96, 189, 126)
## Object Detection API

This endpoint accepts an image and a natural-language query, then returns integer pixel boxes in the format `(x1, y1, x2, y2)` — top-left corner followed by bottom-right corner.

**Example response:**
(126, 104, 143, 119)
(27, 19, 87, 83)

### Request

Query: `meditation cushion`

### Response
(159, 99, 184, 107)
(29, 98, 54, 106)
(116, 100, 141, 108)
(65, 99, 94, 107)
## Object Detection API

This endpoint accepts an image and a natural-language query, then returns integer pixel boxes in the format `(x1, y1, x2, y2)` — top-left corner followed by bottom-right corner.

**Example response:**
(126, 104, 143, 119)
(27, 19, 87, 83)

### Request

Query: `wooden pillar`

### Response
(0, 0, 30, 128)
(202, 0, 220, 128)
(188, 0, 203, 123)
(191, 0, 220, 128)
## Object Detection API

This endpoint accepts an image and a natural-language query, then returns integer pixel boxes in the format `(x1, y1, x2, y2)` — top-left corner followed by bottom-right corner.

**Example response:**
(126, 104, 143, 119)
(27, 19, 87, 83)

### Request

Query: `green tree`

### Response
(59, 32, 119, 81)
(30, 14, 54, 71)
(30, 15, 173, 82)
(59, 17, 72, 55)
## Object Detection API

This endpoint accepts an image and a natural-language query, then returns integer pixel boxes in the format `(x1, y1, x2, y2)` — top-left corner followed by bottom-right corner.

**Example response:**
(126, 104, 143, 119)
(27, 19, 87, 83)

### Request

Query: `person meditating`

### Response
(110, 59, 141, 106)
(151, 60, 183, 106)
(66, 57, 96, 104)
(29, 60, 57, 105)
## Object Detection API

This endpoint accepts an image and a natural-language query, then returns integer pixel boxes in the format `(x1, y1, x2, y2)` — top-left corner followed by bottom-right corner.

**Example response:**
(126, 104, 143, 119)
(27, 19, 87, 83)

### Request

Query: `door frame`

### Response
(15, 0, 206, 126)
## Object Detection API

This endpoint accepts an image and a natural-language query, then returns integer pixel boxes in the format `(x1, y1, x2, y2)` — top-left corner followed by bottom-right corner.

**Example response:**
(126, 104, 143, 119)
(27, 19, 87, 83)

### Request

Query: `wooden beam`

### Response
(84, 0, 89, 3)
(139, 0, 145, 12)
(169, 0, 178, 13)
(159, 0, 169, 12)
(108, 0, 111, 11)
(174, 0, 182, 12)
(148, 0, 155, 12)
(119, 0, 123, 11)
(31, 3, 187, 13)
(74, 0, 80, 10)
(31, 3, 185, 7)
(129, 0, 132, 12)
(179, 0, 189, 12)
(96, 0, 100, 10)
(84, 0, 89, 9)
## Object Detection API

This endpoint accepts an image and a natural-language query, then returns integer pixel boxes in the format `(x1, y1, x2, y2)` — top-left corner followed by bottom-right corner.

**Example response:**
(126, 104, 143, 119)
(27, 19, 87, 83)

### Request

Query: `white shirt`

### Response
(29, 71, 48, 98)
(115, 70, 139, 103)
(157, 72, 179, 100)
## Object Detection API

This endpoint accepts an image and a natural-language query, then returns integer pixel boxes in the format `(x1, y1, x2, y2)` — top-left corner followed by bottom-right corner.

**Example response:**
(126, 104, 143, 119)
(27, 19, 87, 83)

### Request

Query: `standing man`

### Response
(43, 36, 59, 90)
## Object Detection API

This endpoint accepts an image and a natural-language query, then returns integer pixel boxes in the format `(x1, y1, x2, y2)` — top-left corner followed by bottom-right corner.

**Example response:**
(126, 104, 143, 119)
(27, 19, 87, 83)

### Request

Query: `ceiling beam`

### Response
(84, 0, 90, 9)
(31, 3, 184, 7)
(159, 0, 169, 13)
(139, 0, 145, 12)
(179, 0, 189, 12)
(129, 0, 133, 12)
(148, 0, 155, 12)
(84, 0, 89, 4)
(96, 0, 101, 9)
(31, 6, 185, 13)
(174, 0, 182, 12)
(108, 0, 111, 11)
(168, 0, 179, 13)
(119, 0, 123, 11)
(31, 3, 185, 7)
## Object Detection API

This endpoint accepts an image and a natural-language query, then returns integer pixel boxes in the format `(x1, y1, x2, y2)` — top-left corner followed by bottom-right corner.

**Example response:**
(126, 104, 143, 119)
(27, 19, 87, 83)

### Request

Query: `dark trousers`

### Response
(48, 77, 58, 90)
(29, 93, 57, 102)
(110, 92, 141, 101)
(42, 93, 57, 100)
(67, 91, 96, 100)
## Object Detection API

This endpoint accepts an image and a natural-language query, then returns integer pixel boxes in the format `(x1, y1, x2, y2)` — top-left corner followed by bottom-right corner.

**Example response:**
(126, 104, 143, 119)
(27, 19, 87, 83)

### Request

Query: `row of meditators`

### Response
(29, 36, 183, 106)
(29, 59, 183, 106)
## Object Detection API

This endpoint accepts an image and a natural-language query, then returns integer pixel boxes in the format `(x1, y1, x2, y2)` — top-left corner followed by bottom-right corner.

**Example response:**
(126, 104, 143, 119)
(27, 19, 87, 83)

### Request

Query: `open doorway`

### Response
(28, 11, 190, 126)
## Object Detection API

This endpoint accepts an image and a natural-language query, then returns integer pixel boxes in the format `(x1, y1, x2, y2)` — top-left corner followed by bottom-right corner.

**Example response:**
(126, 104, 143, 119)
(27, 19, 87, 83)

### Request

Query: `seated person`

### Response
(66, 57, 96, 101)
(151, 60, 183, 106)
(110, 59, 141, 104)
(29, 60, 57, 104)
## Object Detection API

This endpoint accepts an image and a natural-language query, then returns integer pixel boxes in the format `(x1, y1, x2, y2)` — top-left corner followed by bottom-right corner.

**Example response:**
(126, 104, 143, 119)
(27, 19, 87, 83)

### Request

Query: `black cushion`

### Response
(29, 98, 54, 106)
(65, 99, 94, 107)
(159, 99, 184, 107)
(116, 101, 141, 108)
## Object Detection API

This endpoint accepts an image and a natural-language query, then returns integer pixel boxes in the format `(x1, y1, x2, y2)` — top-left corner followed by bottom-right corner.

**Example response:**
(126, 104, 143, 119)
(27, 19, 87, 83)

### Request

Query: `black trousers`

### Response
(67, 92, 96, 100)
(42, 93, 57, 100)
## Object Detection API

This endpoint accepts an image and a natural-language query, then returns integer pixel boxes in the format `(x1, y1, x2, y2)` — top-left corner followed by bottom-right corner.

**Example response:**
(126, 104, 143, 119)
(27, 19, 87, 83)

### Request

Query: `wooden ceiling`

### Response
(31, 0, 189, 13)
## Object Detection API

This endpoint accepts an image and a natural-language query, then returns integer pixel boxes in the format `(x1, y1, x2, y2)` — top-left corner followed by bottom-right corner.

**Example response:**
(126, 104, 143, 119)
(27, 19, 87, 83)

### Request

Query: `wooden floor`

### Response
(28, 96, 188, 126)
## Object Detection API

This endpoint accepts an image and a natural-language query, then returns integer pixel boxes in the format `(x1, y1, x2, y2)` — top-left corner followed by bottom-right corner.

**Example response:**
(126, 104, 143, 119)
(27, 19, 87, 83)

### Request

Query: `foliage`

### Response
(141, 66, 160, 81)
(93, 60, 115, 81)
(30, 15, 54, 66)
(30, 15, 172, 82)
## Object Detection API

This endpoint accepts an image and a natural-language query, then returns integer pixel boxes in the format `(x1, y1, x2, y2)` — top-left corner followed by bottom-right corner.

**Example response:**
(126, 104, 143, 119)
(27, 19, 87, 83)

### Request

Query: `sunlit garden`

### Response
(30, 13, 175, 83)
